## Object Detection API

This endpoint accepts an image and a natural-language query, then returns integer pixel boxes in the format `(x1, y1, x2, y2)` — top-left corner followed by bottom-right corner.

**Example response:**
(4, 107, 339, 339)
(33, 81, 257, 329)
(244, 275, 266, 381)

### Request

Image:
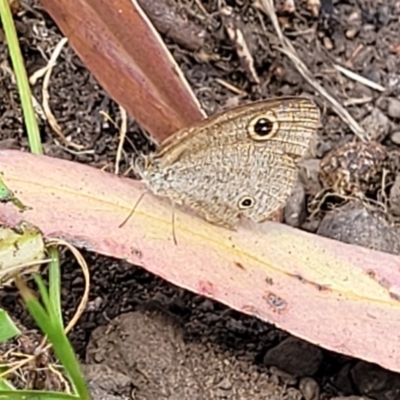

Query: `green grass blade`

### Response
(0, 310, 21, 342)
(0, 3, 90, 399)
(47, 248, 62, 327)
(0, 389, 79, 399)
(32, 274, 52, 316)
(16, 278, 91, 400)
(0, 380, 14, 390)
(0, 0, 43, 154)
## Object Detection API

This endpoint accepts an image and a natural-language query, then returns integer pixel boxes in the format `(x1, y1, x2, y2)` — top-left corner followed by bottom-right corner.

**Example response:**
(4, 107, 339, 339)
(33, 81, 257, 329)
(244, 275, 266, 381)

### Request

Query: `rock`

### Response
(284, 181, 306, 227)
(362, 65, 382, 86)
(299, 377, 320, 400)
(319, 141, 387, 195)
(137, 0, 205, 52)
(216, 377, 233, 390)
(351, 361, 400, 400)
(315, 140, 333, 159)
(360, 108, 391, 141)
(317, 203, 400, 255)
(345, 27, 358, 39)
(387, 97, 400, 119)
(85, 307, 202, 399)
(331, 362, 356, 396)
(375, 4, 390, 27)
(323, 36, 334, 50)
(269, 366, 297, 385)
(84, 305, 287, 399)
(390, 130, 400, 145)
(82, 364, 132, 400)
(263, 337, 323, 377)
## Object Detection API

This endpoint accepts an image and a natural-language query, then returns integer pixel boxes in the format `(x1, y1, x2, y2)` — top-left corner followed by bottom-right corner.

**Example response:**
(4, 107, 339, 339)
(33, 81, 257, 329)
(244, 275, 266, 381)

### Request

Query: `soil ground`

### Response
(1, 0, 400, 399)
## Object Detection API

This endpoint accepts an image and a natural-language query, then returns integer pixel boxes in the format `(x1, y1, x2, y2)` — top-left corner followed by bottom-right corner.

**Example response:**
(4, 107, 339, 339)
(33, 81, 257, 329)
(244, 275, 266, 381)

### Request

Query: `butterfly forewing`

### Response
(138, 97, 320, 228)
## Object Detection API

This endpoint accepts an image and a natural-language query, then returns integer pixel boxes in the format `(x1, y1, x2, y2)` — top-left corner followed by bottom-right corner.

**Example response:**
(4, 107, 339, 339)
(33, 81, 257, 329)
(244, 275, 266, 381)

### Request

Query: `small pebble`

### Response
(319, 141, 387, 195)
(263, 337, 323, 377)
(345, 27, 358, 39)
(284, 181, 306, 227)
(351, 361, 400, 400)
(375, 4, 390, 27)
(323, 36, 333, 50)
(269, 366, 297, 385)
(299, 377, 320, 400)
(82, 364, 132, 395)
(361, 107, 391, 141)
(331, 362, 355, 396)
(216, 377, 233, 390)
(362, 66, 382, 86)
(387, 97, 400, 119)
(317, 203, 400, 255)
(316, 140, 333, 158)
(390, 130, 400, 145)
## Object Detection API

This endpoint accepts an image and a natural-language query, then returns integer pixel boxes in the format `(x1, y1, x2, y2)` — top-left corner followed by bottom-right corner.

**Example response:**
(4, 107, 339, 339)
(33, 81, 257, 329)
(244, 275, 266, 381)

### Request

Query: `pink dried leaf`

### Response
(39, 0, 205, 141)
(0, 150, 400, 372)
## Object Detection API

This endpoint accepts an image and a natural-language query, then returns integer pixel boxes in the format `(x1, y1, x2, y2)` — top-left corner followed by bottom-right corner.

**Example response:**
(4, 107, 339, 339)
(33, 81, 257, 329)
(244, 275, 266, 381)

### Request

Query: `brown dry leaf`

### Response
(39, 0, 205, 141)
(1, 150, 400, 373)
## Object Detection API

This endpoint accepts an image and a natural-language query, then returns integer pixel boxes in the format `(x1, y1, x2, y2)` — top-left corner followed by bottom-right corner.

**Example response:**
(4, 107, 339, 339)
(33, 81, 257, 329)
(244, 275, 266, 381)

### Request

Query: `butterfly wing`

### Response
(139, 97, 320, 227)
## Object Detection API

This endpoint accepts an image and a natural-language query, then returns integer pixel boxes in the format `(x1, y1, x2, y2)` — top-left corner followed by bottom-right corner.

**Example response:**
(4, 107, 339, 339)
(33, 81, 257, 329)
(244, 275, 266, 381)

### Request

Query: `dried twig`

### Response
(215, 78, 247, 95)
(333, 64, 386, 92)
(220, 6, 260, 84)
(258, 0, 367, 141)
(115, 106, 128, 175)
(30, 37, 84, 150)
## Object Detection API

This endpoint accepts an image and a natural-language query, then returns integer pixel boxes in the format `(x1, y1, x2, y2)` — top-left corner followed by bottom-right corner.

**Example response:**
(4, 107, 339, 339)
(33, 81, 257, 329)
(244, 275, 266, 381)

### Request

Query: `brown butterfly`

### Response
(136, 97, 320, 228)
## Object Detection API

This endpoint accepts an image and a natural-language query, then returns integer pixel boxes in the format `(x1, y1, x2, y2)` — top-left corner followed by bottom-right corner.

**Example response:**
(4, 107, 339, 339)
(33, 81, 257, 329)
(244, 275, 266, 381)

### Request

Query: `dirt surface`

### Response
(1, 0, 400, 399)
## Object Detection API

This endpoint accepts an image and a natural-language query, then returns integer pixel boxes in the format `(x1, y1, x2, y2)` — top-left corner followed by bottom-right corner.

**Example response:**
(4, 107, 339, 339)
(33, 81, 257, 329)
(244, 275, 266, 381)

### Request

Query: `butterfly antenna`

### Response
(119, 191, 147, 228)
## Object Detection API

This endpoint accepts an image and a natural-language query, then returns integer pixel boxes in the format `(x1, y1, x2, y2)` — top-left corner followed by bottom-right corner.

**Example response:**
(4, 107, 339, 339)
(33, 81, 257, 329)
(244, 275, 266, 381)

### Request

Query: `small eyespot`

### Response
(254, 118, 273, 136)
(247, 112, 279, 141)
(238, 196, 255, 210)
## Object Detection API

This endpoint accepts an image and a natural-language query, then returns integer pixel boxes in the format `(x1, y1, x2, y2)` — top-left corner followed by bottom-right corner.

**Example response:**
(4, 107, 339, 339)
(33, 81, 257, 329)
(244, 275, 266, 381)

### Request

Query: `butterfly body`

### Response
(137, 97, 320, 228)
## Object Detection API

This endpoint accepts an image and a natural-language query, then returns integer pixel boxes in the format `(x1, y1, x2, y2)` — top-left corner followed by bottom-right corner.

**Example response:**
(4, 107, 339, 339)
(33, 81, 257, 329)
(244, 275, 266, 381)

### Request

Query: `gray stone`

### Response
(317, 203, 400, 255)
(387, 98, 400, 119)
(263, 337, 323, 377)
(284, 181, 306, 227)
